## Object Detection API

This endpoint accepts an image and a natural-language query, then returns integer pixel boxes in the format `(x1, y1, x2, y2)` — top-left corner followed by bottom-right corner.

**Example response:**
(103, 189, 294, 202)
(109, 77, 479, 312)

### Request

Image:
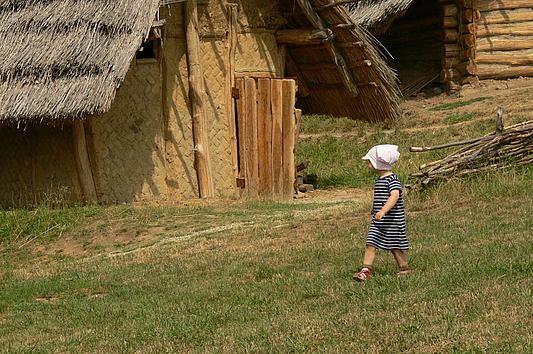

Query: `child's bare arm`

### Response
(375, 190, 400, 220)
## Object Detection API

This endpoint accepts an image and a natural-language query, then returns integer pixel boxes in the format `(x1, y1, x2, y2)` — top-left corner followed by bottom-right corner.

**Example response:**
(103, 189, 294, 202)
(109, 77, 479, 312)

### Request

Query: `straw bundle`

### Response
(346, 0, 416, 35)
(0, 0, 161, 125)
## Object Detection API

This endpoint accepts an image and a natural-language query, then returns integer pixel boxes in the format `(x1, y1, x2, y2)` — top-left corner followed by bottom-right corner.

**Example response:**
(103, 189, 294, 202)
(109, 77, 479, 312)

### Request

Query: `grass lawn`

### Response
(0, 169, 531, 352)
(1, 91, 532, 352)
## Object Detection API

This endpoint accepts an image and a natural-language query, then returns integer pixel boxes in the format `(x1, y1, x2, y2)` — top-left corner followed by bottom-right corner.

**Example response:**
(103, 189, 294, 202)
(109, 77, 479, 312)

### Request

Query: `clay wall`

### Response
(0, 126, 82, 208)
(0, 0, 288, 207)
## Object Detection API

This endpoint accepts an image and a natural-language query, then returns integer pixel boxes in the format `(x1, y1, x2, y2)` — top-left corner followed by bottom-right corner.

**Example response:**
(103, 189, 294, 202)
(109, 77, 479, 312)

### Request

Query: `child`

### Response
(353, 144, 411, 281)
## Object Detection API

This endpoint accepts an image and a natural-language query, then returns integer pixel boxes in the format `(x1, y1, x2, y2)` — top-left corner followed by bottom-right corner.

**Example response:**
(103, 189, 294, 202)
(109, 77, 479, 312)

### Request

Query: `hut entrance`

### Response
(377, 0, 443, 96)
(234, 77, 298, 200)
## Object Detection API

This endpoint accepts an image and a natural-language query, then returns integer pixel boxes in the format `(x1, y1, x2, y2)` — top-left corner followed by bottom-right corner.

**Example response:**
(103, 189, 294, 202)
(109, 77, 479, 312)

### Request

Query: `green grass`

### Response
(0, 169, 531, 352)
(0, 205, 103, 247)
(444, 113, 476, 125)
(298, 114, 368, 135)
(429, 96, 493, 111)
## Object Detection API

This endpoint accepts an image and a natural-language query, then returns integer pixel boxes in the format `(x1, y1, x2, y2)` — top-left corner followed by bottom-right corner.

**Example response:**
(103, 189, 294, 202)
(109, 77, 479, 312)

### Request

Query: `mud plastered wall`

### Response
(230, 0, 287, 76)
(159, 1, 286, 198)
(89, 63, 166, 204)
(0, 126, 82, 208)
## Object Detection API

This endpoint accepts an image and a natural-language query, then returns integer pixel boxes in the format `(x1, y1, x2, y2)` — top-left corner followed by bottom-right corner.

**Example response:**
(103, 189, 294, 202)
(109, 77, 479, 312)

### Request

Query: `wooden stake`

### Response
(244, 77, 259, 196)
(226, 3, 239, 189)
(72, 121, 98, 203)
(236, 78, 246, 183)
(281, 80, 296, 199)
(271, 79, 284, 197)
(257, 78, 273, 195)
(185, 0, 215, 198)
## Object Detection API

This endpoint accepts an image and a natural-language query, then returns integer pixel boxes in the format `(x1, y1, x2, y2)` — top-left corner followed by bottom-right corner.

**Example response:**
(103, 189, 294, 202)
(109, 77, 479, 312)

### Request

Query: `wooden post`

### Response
(281, 80, 296, 199)
(271, 79, 284, 197)
(226, 3, 238, 189)
(295, 0, 359, 97)
(72, 121, 98, 203)
(244, 77, 259, 196)
(257, 78, 273, 195)
(185, 0, 215, 198)
(235, 78, 246, 183)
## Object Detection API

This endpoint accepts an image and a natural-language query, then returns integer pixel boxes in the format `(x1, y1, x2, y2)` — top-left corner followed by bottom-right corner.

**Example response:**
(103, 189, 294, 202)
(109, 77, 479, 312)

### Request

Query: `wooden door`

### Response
(234, 77, 298, 199)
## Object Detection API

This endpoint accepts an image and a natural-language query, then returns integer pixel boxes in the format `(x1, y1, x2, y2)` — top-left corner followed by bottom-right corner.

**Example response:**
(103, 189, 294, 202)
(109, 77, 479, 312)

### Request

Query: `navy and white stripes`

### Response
(366, 174, 409, 250)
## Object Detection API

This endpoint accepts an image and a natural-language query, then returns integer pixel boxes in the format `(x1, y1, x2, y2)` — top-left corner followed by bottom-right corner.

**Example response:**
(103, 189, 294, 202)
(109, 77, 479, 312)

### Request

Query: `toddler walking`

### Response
(353, 144, 411, 281)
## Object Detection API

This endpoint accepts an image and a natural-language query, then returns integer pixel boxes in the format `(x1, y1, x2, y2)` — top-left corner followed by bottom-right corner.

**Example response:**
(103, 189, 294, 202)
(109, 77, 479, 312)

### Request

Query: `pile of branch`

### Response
(408, 109, 532, 190)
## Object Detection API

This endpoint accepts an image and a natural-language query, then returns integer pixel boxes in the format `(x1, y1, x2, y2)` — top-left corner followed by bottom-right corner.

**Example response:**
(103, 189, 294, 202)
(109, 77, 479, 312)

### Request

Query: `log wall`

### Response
(476, 0, 533, 79)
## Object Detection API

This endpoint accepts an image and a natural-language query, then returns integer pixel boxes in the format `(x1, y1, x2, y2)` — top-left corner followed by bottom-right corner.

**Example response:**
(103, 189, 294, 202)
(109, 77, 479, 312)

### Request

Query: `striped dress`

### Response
(366, 174, 409, 250)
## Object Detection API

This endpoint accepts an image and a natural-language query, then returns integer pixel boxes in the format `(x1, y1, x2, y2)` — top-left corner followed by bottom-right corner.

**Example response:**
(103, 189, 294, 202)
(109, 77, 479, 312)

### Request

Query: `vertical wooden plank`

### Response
(257, 78, 273, 196)
(73, 121, 98, 203)
(235, 78, 246, 183)
(225, 3, 239, 188)
(271, 79, 284, 197)
(281, 79, 296, 199)
(244, 77, 259, 196)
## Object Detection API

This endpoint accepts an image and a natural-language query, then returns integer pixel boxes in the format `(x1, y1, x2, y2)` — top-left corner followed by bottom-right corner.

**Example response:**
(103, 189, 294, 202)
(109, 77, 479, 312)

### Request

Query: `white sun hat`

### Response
(362, 144, 401, 170)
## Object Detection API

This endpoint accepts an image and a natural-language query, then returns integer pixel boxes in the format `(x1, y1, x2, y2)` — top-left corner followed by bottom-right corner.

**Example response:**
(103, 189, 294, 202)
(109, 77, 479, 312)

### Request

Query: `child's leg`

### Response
(353, 245, 377, 281)
(363, 245, 377, 266)
(391, 249, 408, 268)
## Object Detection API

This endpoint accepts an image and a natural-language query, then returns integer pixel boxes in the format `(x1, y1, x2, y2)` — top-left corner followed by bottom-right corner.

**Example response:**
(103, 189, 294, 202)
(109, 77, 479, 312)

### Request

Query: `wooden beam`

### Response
(296, 0, 359, 96)
(185, 0, 215, 198)
(297, 60, 371, 71)
(476, 55, 533, 65)
(479, 8, 533, 24)
(477, 37, 533, 52)
(442, 4, 458, 17)
(276, 28, 333, 45)
(478, 0, 533, 12)
(477, 24, 533, 37)
(225, 3, 238, 190)
(316, 0, 363, 11)
(478, 65, 533, 79)
(72, 121, 98, 204)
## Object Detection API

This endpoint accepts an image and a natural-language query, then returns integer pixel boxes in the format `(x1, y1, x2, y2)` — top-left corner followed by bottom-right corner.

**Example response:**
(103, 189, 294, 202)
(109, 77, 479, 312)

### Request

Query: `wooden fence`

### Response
(234, 77, 299, 200)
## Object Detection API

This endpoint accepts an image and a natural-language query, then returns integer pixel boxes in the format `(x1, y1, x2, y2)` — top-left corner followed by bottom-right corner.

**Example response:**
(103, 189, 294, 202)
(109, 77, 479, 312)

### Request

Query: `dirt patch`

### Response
(294, 187, 370, 204)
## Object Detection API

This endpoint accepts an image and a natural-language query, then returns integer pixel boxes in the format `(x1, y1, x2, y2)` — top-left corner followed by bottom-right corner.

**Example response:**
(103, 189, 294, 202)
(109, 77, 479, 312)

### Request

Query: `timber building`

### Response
(0, 0, 400, 207)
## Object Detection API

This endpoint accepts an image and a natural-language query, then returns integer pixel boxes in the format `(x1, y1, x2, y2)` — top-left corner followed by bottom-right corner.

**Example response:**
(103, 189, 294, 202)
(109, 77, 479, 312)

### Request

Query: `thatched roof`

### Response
(346, 0, 416, 35)
(0, 0, 161, 125)
(280, 0, 401, 122)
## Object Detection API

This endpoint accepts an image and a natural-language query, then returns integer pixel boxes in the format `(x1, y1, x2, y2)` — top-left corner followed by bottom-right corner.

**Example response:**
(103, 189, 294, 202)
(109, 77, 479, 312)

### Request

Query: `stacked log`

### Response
(408, 115, 532, 190)
(440, 1, 479, 91)
(476, 0, 533, 79)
